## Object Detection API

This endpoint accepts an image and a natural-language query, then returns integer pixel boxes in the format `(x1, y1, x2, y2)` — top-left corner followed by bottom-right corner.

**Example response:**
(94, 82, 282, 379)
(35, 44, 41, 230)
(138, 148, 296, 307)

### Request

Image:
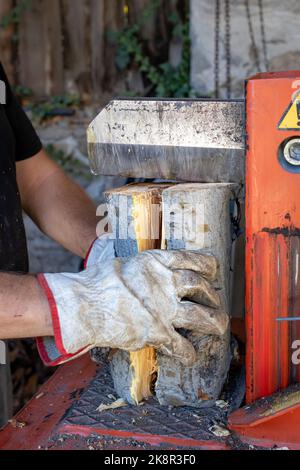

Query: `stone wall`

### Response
(190, 0, 300, 98)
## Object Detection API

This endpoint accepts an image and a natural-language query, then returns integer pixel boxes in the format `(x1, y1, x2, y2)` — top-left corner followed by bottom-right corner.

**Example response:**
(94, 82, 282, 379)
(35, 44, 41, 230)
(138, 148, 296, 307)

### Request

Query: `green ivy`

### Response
(27, 94, 80, 124)
(14, 85, 33, 99)
(109, 2, 193, 98)
(0, 0, 32, 43)
(0, 0, 31, 29)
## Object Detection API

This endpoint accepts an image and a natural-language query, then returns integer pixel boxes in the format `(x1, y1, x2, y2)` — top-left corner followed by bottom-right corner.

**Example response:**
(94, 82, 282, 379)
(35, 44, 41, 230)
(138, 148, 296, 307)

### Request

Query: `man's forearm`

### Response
(17, 150, 98, 259)
(27, 167, 98, 258)
(0, 273, 53, 339)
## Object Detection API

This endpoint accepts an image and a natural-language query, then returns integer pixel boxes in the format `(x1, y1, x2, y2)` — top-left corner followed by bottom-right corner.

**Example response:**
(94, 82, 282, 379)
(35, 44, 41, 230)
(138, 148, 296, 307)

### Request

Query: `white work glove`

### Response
(84, 233, 115, 268)
(36, 250, 229, 366)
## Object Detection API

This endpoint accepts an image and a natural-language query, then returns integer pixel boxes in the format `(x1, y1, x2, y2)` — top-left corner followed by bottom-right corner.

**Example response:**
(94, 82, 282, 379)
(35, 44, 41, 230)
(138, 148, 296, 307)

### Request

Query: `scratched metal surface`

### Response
(87, 99, 245, 182)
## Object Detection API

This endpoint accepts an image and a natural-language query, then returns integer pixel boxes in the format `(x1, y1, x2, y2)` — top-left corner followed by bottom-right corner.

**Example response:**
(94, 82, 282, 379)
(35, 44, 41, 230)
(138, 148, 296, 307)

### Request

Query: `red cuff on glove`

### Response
(83, 238, 97, 269)
(36, 273, 86, 366)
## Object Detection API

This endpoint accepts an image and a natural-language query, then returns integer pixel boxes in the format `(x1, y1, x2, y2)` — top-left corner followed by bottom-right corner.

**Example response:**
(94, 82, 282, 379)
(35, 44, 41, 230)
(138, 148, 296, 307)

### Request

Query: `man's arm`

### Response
(16, 149, 98, 259)
(0, 273, 53, 339)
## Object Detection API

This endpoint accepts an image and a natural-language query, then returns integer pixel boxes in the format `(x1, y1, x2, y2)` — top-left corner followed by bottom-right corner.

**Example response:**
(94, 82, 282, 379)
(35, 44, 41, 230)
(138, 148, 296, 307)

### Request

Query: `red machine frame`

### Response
(245, 72, 300, 403)
(228, 72, 300, 449)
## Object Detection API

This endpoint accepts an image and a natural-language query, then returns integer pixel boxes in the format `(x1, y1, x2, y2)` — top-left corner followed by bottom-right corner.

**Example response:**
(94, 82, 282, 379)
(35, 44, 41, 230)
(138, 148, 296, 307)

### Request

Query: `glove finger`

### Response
(174, 301, 229, 336)
(158, 331, 197, 366)
(149, 250, 218, 281)
(174, 270, 221, 308)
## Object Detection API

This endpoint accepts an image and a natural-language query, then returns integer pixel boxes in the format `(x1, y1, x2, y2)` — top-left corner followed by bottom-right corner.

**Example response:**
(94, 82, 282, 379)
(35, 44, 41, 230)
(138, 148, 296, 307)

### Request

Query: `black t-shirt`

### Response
(0, 62, 42, 272)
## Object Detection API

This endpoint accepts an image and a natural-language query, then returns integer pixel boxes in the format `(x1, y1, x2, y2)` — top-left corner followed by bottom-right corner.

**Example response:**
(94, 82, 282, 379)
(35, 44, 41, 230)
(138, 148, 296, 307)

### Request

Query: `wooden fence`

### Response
(0, 0, 187, 99)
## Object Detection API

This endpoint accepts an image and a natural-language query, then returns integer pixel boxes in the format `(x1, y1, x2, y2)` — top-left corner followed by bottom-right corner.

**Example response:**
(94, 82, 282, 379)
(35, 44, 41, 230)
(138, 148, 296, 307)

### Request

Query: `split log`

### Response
(156, 183, 235, 407)
(104, 182, 235, 407)
(105, 183, 172, 405)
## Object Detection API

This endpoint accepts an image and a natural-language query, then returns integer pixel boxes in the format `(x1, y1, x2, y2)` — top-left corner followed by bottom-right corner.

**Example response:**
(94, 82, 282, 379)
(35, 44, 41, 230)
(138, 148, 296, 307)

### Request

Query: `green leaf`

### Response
(115, 48, 131, 70)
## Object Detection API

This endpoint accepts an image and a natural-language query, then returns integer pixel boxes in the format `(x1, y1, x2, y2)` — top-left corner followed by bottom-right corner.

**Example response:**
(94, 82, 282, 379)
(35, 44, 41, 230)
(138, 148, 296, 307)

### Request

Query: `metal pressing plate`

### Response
(59, 362, 241, 449)
(87, 99, 245, 183)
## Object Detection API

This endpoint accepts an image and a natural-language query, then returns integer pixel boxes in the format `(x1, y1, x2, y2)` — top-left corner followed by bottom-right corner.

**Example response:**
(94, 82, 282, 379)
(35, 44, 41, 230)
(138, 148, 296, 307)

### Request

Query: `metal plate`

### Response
(87, 99, 245, 182)
(61, 362, 230, 447)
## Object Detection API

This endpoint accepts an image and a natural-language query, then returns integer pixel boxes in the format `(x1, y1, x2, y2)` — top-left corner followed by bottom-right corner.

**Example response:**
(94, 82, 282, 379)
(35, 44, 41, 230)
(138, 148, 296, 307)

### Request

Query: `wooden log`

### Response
(105, 183, 172, 405)
(105, 182, 235, 407)
(155, 183, 235, 407)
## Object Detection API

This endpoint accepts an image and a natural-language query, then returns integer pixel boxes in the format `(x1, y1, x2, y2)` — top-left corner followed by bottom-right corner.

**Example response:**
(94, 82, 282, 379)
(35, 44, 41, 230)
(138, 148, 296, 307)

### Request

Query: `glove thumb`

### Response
(159, 331, 197, 367)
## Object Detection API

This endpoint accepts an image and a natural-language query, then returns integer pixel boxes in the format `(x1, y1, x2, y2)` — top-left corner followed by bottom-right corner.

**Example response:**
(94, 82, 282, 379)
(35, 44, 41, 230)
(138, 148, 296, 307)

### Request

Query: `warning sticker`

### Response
(278, 91, 300, 130)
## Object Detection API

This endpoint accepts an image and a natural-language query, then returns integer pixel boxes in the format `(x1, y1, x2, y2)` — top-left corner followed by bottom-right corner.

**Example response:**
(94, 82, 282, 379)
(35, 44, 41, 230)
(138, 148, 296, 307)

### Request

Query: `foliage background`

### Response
(0, 0, 191, 107)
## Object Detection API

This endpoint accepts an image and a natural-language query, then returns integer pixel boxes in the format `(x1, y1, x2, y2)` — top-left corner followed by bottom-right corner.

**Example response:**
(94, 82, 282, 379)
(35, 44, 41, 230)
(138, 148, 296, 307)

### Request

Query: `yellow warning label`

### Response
(278, 91, 300, 130)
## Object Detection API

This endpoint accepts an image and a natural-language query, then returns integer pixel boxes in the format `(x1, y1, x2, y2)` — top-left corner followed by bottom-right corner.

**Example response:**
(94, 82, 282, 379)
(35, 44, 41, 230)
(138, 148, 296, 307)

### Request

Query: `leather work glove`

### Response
(84, 233, 116, 268)
(36, 250, 229, 367)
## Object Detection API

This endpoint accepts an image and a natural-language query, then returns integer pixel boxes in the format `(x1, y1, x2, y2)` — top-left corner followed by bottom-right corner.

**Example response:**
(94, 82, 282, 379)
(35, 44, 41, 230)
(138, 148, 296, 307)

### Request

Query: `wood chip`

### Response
(107, 394, 116, 401)
(215, 400, 229, 409)
(209, 424, 231, 437)
(96, 398, 127, 412)
(8, 419, 27, 429)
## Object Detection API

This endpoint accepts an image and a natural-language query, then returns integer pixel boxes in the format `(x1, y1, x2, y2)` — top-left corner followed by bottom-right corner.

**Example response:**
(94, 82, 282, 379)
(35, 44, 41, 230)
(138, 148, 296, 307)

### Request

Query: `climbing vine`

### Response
(109, 2, 193, 98)
(0, 0, 31, 30)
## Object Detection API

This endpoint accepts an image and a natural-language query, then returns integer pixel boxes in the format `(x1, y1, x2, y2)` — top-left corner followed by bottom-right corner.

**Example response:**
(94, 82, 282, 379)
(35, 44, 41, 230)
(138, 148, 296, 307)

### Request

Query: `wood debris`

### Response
(96, 398, 127, 412)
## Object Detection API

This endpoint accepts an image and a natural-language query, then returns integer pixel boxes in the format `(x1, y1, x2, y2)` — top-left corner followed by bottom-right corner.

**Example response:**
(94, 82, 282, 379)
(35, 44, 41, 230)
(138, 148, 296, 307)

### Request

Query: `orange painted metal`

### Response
(228, 383, 300, 449)
(246, 71, 300, 404)
(0, 354, 98, 450)
(59, 424, 230, 450)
